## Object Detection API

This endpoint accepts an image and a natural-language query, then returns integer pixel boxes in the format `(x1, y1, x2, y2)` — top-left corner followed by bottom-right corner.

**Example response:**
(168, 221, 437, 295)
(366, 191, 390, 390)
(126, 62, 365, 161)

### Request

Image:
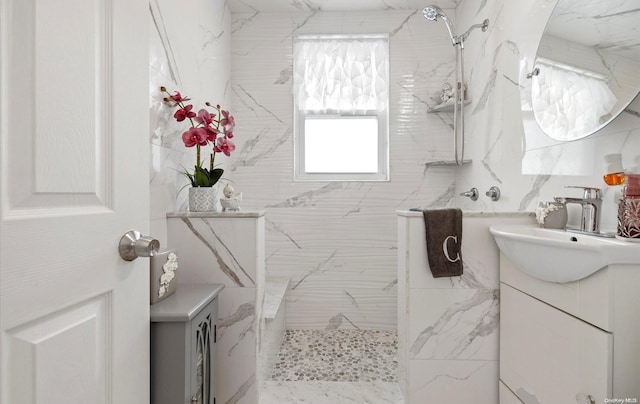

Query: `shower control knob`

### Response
(485, 186, 501, 201)
(460, 187, 479, 201)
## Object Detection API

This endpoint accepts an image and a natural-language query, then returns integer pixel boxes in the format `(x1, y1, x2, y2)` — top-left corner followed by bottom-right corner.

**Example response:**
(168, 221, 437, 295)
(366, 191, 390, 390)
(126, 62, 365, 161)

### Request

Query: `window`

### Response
(531, 58, 617, 141)
(293, 34, 389, 181)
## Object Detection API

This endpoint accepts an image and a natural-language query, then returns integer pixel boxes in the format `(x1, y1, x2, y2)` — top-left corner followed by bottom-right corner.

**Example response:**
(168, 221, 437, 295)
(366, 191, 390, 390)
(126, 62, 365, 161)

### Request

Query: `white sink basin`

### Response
(489, 225, 640, 283)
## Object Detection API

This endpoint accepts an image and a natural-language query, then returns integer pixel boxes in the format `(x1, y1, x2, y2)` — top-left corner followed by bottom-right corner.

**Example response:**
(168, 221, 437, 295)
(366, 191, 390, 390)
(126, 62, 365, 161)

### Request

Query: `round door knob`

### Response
(118, 230, 160, 261)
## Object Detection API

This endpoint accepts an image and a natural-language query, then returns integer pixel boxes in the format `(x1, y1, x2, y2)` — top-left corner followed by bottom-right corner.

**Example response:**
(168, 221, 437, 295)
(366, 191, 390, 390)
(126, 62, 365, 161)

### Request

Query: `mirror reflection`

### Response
(531, 0, 640, 141)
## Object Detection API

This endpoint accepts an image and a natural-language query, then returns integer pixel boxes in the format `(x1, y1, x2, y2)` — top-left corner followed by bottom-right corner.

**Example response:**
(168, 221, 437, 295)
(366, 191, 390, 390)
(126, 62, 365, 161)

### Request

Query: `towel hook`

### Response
(460, 187, 479, 201)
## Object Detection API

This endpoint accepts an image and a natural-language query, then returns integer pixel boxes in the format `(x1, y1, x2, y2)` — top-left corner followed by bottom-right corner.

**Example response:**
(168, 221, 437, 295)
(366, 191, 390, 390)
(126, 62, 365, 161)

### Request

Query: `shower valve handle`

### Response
(485, 186, 501, 201)
(460, 187, 479, 201)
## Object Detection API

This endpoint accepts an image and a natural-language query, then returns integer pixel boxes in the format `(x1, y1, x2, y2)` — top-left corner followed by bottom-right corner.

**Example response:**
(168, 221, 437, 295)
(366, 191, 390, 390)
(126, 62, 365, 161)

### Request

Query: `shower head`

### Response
(422, 5, 442, 21)
(423, 5, 458, 46)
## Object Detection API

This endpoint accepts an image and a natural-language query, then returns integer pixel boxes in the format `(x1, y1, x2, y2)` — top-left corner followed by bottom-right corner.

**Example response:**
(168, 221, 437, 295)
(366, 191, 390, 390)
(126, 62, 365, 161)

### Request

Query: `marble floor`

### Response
(260, 329, 404, 403)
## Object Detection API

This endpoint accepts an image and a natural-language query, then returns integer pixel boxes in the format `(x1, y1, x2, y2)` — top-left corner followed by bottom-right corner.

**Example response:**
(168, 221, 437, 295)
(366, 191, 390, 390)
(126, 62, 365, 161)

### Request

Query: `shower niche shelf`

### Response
(425, 160, 472, 167)
(428, 99, 471, 113)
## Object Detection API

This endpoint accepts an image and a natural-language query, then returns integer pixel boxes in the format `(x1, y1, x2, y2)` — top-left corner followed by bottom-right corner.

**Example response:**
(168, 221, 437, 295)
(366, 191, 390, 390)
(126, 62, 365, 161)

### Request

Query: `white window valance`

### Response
(293, 34, 389, 114)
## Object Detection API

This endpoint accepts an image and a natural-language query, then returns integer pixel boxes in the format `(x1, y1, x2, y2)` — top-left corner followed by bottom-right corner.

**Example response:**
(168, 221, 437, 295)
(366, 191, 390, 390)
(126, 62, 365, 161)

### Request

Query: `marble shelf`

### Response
(428, 99, 472, 113)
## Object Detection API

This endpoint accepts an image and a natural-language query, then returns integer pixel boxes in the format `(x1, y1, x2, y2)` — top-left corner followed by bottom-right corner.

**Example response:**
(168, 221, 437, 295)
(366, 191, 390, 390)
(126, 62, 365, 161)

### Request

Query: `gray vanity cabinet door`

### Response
(189, 298, 217, 404)
(150, 284, 223, 404)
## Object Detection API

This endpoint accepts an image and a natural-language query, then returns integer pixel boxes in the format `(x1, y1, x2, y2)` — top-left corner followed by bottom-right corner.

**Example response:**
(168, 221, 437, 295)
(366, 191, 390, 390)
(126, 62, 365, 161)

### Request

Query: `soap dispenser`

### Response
(603, 153, 626, 186)
(617, 170, 640, 240)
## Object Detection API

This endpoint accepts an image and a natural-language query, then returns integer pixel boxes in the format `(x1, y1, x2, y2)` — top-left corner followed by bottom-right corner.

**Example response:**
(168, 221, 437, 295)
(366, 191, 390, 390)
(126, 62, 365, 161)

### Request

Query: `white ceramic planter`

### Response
(188, 186, 218, 212)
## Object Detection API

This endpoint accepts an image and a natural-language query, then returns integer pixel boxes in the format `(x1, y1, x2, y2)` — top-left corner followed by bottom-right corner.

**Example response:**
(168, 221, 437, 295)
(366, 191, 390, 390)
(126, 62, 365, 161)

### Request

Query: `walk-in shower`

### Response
(423, 5, 489, 165)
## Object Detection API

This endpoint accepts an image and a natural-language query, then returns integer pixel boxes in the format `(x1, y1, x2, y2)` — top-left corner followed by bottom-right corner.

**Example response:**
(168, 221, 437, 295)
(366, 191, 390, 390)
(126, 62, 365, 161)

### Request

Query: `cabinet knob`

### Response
(576, 393, 595, 404)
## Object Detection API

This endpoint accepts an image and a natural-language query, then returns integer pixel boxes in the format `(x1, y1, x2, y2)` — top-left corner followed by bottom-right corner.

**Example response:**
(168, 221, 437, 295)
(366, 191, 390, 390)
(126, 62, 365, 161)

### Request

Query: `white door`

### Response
(0, 0, 150, 402)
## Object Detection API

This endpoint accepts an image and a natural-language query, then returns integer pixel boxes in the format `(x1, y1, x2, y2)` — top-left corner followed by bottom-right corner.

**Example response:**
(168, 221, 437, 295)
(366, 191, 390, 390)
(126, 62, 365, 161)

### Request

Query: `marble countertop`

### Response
(396, 209, 535, 218)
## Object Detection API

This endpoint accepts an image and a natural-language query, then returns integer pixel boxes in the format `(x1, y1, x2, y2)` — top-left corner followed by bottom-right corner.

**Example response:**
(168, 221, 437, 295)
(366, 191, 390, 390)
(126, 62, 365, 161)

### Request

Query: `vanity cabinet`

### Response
(501, 284, 611, 402)
(499, 256, 640, 403)
(151, 283, 224, 404)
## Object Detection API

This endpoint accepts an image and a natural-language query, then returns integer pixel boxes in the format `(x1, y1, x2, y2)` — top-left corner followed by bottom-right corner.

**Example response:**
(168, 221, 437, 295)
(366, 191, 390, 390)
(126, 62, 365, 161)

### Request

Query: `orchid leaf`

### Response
(209, 168, 224, 184)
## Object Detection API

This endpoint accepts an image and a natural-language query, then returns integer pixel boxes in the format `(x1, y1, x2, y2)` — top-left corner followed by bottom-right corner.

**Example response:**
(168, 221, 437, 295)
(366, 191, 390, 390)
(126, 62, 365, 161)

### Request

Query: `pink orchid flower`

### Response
(220, 110, 235, 133)
(204, 126, 219, 143)
(170, 91, 190, 103)
(174, 105, 196, 122)
(195, 109, 215, 126)
(182, 127, 208, 148)
(214, 137, 236, 156)
(161, 86, 238, 185)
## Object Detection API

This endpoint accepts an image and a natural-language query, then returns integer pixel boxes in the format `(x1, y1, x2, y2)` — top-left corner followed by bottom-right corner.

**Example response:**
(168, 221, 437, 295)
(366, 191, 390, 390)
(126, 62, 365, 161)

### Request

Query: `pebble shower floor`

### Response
(269, 329, 398, 382)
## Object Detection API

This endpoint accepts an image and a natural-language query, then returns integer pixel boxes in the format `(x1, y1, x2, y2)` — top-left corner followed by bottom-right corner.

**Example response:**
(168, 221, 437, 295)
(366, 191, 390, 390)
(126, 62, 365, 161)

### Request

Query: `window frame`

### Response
(293, 34, 390, 182)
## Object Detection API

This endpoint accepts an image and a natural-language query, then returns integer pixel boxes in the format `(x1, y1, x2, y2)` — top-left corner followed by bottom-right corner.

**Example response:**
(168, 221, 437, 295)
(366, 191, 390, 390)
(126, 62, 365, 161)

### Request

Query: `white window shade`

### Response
(293, 34, 389, 181)
(294, 35, 389, 114)
(532, 60, 617, 141)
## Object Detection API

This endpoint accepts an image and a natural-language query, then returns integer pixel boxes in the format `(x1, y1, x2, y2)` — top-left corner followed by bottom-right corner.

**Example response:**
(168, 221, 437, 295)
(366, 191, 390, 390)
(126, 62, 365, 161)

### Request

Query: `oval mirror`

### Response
(528, 0, 640, 141)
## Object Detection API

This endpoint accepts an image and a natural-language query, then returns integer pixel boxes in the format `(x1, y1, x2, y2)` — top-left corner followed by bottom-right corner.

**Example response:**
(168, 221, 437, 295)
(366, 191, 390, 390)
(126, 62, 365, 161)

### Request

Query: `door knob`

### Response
(118, 230, 160, 261)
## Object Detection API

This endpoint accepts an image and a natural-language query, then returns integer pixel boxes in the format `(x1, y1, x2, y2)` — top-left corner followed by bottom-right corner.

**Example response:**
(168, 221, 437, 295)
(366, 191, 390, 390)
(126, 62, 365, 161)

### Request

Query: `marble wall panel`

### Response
(167, 215, 259, 286)
(166, 212, 264, 404)
(229, 9, 461, 329)
(149, 0, 232, 245)
(217, 355, 257, 404)
(455, 0, 640, 231)
(397, 212, 535, 403)
(148, 0, 640, 364)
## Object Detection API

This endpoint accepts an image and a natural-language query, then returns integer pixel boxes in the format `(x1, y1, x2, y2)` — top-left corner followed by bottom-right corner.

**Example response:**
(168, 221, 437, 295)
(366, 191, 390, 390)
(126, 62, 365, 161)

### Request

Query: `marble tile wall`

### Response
(230, 10, 461, 329)
(149, 0, 232, 248)
(258, 277, 289, 389)
(167, 212, 265, 404)
(397, 211, 535, 403)
(149, 0, 640, 332)
(455, 0, 640, 229)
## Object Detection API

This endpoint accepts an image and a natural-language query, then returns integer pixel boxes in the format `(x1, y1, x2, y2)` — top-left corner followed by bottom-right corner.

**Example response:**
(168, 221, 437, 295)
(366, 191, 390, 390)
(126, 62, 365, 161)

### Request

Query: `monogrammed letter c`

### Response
(442, 235, 461, 263)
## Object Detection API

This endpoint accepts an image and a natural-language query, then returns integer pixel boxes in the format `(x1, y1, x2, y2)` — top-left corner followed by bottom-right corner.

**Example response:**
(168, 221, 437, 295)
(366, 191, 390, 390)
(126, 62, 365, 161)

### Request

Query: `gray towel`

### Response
(421, 208, 463, 278)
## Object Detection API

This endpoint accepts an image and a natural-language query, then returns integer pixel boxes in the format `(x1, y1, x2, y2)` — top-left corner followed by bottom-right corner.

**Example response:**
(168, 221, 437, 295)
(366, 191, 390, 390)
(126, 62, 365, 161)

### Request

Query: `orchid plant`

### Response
(161, 86, 236, 187)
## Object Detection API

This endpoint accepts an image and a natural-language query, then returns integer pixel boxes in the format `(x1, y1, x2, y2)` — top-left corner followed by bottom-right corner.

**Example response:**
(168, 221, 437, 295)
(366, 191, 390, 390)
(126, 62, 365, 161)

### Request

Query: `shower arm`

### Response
(458, 19, 490, 43)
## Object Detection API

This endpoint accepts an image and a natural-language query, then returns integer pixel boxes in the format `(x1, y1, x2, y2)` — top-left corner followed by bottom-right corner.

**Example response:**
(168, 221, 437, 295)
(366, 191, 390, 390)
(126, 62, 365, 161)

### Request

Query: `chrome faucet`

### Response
(554, 186, 602, 234)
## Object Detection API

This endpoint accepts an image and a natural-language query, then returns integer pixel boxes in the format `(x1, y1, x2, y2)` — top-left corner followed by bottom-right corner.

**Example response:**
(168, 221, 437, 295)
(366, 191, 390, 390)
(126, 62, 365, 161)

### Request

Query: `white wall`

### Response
(148, 0, 232, 247)
(230, 10, 463, 329)
(149, 0, 640, 330)
(398, 211, 535, 403)
(455, 0, 640, 229)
